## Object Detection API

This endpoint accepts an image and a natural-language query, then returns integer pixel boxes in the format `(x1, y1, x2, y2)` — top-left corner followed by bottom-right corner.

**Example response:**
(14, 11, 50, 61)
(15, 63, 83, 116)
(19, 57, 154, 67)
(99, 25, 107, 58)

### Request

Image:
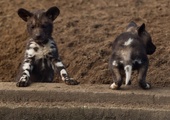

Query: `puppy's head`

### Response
(126, 21, 156, 55)
(18, 6, 60, 44)
(137, 23, 156, 55)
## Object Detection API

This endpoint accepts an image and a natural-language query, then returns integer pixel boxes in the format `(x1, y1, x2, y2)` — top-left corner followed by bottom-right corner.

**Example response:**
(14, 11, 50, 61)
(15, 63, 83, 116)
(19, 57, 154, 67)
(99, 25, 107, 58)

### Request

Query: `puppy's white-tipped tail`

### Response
(124, 65, 132, 85)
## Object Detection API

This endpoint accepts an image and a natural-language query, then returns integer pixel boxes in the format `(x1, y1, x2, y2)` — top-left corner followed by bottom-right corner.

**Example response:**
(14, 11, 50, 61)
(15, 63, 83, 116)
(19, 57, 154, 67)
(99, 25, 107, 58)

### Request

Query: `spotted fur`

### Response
(16, 6, 79, 87)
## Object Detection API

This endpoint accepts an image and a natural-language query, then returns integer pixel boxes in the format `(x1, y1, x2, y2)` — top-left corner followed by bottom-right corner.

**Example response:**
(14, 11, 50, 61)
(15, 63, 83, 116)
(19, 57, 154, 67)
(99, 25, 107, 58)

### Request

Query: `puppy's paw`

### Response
(65, 78, 79, 85)
(110, 83, 119, 90)
(144, 83, 151, 89)
(139, 82, 151, 90)
(16, 77, 30, 87)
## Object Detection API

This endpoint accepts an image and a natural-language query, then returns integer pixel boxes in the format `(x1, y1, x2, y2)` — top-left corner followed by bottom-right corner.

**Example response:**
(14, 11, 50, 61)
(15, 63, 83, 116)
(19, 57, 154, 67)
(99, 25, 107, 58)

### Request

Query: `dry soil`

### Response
(0, 0, 169, 87)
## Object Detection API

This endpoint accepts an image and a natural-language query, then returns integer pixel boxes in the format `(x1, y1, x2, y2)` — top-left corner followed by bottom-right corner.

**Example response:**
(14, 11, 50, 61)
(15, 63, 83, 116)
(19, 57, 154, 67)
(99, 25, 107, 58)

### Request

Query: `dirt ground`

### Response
(0, 0, 169, 87)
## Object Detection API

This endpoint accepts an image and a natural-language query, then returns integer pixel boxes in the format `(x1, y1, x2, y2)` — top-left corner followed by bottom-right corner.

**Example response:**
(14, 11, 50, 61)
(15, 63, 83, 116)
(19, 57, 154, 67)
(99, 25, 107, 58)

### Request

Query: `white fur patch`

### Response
(124, 38, 133, 46)
(19, 75, 27, 82)
(23, 63, 31, 70)
(24, 70, 30, 77)
(60, 69, 67, 81)
(146, 83, 151, 89)
(112, 61, 118, 66)
(29, 42, 37, 48)
(55, 62, 64, 67)
(133, 59, 142, 64)
(120, 61, 123, 64)
(27, 40, 56, 60)
(124, 65, 132, 85)
(26, 49, 36, 58)
(110, 83, 118, 90)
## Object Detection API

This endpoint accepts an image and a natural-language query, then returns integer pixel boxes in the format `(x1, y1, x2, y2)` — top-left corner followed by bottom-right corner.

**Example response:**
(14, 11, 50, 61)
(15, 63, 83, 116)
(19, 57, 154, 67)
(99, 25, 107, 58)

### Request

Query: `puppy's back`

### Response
(112, 32, 146, 60)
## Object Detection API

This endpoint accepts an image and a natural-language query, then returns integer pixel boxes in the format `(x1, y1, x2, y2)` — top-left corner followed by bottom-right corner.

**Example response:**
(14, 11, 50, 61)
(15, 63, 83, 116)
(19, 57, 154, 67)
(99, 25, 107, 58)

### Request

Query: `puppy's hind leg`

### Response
(110, 67, 123, 90)
(138, 61, 151, 89)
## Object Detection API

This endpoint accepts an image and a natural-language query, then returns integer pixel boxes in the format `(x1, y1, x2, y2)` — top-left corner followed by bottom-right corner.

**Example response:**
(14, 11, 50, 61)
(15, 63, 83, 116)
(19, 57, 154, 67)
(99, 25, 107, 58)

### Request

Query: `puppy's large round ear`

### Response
(138, 23, 145, 36)
(126, 21, 137, 29)
(126, 21, 138, 32)
(46, 6, 60, 21)
(18, 8, 32, 22)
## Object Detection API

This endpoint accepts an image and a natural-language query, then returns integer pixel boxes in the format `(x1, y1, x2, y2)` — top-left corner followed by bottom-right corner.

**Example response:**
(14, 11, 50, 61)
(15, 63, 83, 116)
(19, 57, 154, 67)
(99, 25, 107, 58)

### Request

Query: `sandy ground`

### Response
(0, 0, 169, 87)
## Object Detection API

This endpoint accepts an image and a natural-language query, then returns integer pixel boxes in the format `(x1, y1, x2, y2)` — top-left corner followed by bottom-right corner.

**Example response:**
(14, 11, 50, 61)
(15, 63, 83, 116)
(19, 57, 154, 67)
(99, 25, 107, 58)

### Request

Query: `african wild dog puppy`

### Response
(109, 21, 156, 90)
(16, 6, 79, 87)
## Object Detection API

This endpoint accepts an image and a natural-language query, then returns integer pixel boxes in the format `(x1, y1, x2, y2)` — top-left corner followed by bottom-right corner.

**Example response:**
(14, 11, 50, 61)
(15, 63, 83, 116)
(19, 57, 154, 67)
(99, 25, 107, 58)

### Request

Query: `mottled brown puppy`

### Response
(16, 6, 79, 87)
(109, 21, 156, 90)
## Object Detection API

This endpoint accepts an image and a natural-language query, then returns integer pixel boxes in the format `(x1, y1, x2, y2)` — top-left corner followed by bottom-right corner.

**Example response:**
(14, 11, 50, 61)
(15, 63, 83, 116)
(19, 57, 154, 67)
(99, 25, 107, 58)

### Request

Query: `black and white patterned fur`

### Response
(16, 6, 79, 87)
(109, 21, 156, 90)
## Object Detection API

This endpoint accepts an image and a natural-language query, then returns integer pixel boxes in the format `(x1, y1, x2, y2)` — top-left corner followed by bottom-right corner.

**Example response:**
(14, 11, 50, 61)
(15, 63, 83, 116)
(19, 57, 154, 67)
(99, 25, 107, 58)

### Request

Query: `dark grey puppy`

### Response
(16, 6, 79, 87)
(109, 21, 156, 90)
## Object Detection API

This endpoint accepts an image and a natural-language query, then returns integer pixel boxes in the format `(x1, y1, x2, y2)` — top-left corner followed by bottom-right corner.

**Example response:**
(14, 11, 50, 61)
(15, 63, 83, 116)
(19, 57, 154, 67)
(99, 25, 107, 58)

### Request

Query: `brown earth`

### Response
(0, 0, 169, 87)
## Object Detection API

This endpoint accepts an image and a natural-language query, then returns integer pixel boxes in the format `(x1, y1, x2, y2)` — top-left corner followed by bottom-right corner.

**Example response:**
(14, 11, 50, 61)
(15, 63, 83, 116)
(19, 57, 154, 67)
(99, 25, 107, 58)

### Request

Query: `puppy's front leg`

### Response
(54, 58, 79, 85)
(16, 57, 33, 87)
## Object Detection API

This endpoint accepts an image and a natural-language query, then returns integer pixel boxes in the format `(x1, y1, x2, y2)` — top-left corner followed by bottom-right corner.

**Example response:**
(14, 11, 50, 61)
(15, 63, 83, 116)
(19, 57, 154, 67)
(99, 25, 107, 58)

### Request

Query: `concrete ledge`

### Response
(0, 82, 170, 120)
(0, 82, 170, 105)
